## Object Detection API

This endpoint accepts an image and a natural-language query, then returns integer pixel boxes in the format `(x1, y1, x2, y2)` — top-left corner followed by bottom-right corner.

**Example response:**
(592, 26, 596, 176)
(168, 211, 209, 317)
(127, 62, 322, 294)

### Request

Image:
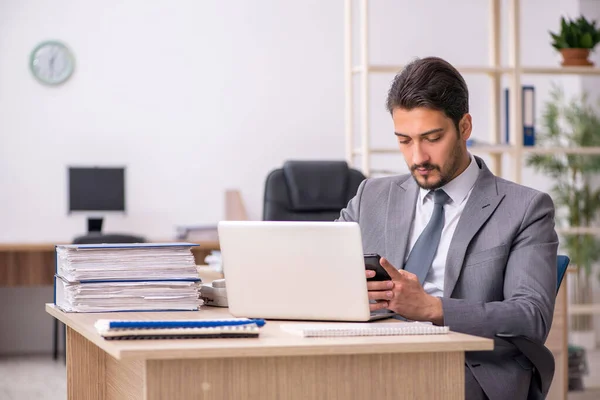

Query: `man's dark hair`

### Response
(386, 57, 469, 131)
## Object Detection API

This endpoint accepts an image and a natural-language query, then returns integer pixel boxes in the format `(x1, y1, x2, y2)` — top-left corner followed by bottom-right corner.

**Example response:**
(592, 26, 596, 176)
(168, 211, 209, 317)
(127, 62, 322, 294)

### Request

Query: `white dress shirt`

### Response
(405, 153, 480, 297)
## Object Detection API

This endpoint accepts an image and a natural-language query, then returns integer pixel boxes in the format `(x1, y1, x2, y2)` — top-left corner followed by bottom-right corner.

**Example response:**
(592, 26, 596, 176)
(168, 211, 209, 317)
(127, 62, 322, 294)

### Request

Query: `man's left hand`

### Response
(366, 257, 444, 325)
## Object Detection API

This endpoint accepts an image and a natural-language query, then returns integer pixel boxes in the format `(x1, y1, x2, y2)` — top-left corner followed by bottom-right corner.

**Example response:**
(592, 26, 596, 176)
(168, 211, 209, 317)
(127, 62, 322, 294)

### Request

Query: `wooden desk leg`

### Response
(145, 352, 465, 400)
(67, 328, 144, 400)
(67, 328, 106, 399)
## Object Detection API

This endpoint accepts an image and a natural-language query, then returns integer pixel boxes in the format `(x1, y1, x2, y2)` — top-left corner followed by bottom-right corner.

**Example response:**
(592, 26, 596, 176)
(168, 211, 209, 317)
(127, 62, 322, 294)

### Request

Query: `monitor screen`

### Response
(68, 167, 126, 212)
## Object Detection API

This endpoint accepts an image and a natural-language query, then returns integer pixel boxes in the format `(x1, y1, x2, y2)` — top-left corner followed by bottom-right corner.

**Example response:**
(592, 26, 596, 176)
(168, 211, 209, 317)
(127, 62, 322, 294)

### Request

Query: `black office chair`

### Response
(72, 232, 146, 244)
(496, 255, 570, 399)
(263, 160, 366, 221)
(53, 233, 146, 361)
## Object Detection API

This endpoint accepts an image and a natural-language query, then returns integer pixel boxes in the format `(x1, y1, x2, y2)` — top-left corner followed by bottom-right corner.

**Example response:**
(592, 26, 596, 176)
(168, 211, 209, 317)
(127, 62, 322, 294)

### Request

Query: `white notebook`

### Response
(280, 322, 449, 337)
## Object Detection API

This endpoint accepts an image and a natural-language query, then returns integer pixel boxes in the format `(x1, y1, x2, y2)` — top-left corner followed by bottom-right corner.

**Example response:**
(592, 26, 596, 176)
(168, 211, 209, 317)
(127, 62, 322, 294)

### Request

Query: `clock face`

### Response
(30, 41, 75, 85)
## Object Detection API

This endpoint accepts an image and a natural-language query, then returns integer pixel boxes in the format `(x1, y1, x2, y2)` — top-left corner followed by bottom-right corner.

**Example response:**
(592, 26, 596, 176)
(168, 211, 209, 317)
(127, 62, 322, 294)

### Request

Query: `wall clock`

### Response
(30, 40, 75, 85)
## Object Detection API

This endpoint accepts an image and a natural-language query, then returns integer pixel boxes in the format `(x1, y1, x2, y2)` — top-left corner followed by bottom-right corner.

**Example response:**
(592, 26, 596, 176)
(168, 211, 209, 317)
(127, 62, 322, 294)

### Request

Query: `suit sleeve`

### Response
(335, 179, 368, 223)
(440, 192, 559, 343)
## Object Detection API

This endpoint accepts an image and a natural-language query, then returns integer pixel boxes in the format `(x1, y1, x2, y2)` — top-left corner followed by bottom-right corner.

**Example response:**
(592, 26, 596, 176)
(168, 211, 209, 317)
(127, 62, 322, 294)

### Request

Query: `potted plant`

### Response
(526, 84, 600, 348)
(549, 16, 600, 66)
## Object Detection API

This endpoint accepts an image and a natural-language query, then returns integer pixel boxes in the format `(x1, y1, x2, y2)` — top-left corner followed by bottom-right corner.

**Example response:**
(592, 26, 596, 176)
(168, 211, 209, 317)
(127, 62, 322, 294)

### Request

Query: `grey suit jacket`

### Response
(336, 156, 558, 400)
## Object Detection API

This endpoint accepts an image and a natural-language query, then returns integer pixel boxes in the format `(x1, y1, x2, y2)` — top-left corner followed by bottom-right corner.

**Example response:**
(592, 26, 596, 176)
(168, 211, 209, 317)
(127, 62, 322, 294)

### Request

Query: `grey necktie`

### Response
(404, 189, 450, 285)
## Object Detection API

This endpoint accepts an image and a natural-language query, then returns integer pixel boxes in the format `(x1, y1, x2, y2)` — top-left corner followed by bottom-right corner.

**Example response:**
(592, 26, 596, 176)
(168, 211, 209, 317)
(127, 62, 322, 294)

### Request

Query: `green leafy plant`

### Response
(526, 84, 600, 331)
(549, 16, 600, 50)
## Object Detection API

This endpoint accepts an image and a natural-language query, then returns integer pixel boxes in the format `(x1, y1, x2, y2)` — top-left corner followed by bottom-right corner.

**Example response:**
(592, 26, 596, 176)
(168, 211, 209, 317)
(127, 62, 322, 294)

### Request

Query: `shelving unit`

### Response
(344, 1, 600, 399)
(344, 0, 600, 182)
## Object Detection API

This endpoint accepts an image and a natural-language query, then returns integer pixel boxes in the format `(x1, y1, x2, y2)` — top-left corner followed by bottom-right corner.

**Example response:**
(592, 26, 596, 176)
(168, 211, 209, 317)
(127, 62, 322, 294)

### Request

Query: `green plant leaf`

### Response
(528, 84, 600, 280)
(561, 16, 569, 33)
(581, 32, 593, 48)
(553, 14, 600, 49)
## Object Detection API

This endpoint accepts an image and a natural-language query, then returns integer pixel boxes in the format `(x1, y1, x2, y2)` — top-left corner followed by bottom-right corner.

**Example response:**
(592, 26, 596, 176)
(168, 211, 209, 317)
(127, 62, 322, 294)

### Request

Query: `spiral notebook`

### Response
(280, 321, 449, 338)
(95, 318, 266, 340)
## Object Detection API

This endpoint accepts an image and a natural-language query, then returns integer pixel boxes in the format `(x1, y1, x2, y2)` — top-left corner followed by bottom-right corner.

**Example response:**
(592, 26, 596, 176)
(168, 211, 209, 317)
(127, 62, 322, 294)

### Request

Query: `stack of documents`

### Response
(54, 243, 203, 312)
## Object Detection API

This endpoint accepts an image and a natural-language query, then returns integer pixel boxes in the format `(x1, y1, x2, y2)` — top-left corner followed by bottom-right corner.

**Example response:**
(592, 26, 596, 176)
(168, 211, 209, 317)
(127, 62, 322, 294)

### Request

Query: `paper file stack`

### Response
(54, 242, 203, 312)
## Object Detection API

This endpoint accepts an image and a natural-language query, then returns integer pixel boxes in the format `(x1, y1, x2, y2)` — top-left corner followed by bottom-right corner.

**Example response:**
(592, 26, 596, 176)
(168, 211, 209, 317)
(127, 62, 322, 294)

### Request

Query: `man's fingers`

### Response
(380, 257, 417, 281)
(380, 257, 401, 279)
(366, 280, 394, 291)
(368, 290, 394, 301)
(369, 300, 389, 311)
(395, 268, 418, 281)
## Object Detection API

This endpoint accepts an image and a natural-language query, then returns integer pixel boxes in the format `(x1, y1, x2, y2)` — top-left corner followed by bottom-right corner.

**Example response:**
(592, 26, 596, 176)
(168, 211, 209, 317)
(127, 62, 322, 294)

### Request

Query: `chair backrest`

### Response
(556, 255, 570, 294)
(73, 233, 146, 244)
(263, 160, 366, 221)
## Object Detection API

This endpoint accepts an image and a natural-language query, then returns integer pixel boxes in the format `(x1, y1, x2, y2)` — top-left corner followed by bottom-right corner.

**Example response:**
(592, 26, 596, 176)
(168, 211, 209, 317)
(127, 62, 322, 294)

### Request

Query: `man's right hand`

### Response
(365, 269, 394, 311)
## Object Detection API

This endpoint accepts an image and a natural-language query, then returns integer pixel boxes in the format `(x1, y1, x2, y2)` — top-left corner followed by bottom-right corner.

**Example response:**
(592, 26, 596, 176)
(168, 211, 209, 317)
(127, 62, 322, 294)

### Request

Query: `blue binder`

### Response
(504, 85, 535, 146)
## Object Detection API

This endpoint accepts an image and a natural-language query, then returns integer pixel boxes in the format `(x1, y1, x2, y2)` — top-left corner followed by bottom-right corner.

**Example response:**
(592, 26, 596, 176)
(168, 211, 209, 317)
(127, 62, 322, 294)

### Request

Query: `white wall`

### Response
(0, 0, 347, 242)
(0, 0, 591, 354)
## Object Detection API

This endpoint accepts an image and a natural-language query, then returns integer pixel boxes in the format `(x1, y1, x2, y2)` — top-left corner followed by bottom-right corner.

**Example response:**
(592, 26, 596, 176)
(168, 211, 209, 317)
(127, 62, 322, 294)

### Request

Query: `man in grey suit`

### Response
(336, 57, 558, 400)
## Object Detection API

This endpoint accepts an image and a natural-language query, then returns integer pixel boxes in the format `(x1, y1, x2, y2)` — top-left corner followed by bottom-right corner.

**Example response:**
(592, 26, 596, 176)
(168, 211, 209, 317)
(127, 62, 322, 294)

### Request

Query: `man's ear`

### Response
(460, 114, 472, 140)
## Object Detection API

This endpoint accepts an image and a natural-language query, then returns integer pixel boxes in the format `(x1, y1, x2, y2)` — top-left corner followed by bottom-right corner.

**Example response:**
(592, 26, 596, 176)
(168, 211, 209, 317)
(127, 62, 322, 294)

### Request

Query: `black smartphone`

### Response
(364, 253, 391, 281)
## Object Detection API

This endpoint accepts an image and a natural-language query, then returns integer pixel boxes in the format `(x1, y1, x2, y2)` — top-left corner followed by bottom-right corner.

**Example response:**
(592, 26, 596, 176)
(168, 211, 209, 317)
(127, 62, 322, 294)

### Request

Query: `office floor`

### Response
(0, 353, 599, 400)
(0, 355, 66, 400)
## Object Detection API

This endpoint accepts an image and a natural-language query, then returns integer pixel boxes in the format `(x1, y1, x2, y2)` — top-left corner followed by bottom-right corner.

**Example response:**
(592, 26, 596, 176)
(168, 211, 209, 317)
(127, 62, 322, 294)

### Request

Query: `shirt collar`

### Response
(419, 152, 479, 206)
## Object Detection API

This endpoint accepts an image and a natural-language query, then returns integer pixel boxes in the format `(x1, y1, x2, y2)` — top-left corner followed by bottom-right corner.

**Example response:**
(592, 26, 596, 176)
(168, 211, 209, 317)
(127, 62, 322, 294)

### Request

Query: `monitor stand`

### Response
(87, 217, 104, 233)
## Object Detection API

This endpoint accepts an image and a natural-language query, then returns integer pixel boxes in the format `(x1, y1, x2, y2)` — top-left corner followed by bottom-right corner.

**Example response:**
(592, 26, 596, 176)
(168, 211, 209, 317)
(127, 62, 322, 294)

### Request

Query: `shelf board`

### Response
(352, 65, 510, 75)
(556, 227, 600, 235)
(352, 65, 600, 76)
(355, 146, 600, 156)
(568, 303, 600, 315)
(357, 146, 513, 155)
(469, 146, 600, 155)
(522, 147, 600, 155)
(468, 144, 514, 154)
(521, 66, 600, 75)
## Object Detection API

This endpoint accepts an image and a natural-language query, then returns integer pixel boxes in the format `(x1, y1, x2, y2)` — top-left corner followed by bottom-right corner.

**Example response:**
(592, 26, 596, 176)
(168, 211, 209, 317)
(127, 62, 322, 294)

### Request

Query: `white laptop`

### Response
(217, 220, 395, 322)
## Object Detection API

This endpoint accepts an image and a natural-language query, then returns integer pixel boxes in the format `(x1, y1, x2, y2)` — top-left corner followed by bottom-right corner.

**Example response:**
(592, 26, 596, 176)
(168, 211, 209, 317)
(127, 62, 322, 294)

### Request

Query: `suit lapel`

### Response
(443, 158, 505, 297)
(385, 177, 418, 270)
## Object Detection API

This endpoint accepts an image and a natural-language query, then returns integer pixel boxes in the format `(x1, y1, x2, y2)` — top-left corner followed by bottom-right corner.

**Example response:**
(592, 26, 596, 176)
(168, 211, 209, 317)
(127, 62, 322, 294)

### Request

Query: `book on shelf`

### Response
(54, 242, 203, 313)
(504, 85, 535, 146)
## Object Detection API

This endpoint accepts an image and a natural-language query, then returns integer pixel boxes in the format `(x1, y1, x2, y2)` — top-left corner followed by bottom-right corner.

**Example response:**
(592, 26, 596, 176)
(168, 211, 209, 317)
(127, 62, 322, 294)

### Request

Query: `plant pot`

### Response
(560, 48, 594, 66)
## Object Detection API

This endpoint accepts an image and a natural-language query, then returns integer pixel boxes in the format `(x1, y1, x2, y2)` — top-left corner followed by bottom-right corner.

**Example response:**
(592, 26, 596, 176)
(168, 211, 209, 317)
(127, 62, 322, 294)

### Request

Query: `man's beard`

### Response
(410, 146, 463, 190)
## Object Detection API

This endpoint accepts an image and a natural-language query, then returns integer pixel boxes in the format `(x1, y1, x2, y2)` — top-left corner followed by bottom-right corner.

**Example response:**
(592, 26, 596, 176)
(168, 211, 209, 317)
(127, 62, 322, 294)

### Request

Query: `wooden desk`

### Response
(46, 304, 493, 400)
(0, 242, 220, 287)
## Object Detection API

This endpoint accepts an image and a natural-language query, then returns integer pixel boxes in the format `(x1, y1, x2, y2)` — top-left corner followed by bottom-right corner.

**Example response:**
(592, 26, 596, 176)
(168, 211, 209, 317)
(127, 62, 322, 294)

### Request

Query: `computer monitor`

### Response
(68, 167, 126, 232)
